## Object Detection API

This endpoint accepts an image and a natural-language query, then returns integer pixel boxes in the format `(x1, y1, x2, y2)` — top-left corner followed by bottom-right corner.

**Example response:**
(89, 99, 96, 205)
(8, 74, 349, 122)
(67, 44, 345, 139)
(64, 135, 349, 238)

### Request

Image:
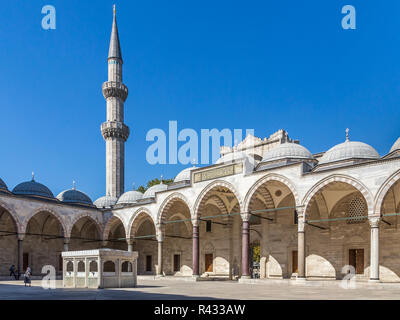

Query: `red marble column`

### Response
(192, 225, 199, 277)
(241, 221, 250, 278)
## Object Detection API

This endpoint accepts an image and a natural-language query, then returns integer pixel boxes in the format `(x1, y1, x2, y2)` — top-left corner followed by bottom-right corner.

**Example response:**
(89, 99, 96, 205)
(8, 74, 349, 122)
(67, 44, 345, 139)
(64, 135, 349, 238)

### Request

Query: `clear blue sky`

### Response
(1, 0, 400, 200)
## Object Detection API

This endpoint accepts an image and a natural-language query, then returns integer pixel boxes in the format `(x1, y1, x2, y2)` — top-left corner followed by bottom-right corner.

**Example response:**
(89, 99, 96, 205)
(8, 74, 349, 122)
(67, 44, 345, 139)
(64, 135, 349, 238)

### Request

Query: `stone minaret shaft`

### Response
(101, 6, 129, 198)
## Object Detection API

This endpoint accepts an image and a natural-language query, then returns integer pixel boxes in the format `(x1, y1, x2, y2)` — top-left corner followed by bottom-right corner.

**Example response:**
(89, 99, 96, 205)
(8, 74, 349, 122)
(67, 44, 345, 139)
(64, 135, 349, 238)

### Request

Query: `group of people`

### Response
(9, 264, 32, 287)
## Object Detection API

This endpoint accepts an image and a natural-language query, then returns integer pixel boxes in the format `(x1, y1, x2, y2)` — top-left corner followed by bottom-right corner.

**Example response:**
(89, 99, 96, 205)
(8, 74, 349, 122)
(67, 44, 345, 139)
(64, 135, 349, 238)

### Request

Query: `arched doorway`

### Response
(246, 178, 298, 279)
(304, 180, 371, 280)
(24, 210, 65, 276)
(0, 208, 19, 276)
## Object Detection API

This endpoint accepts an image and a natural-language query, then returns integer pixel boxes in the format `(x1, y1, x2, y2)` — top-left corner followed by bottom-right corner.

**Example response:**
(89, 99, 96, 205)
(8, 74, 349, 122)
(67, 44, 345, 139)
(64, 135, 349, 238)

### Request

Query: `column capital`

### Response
(17, 234, 25, 241)
(296, 206, 305, 218)
(63, 237, 70, 244)
(192, 219, 200, 227)
(241, 213, 250, 222)
(126, 238, 133, 245)
(369, 216, 381, 228)
(298, 215, 306, 233)
(156, 227, 165, 242)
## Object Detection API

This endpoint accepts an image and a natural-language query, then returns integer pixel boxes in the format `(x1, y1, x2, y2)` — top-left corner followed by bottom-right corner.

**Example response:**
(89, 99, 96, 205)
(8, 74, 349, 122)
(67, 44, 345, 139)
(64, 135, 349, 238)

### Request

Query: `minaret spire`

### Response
(101, 5, 129, 198)
(108, 4, 122, 61)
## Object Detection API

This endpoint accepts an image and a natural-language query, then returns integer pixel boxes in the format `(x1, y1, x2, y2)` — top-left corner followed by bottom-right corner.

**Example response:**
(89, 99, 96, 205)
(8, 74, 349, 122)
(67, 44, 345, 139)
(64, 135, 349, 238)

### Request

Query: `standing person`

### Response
(9, 265, 17, 280)
(24, 266, 31, 287)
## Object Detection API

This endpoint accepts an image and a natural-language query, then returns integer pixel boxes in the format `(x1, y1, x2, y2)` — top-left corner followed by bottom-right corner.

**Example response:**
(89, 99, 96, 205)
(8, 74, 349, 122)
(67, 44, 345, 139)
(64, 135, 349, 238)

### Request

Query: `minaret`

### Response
(101, 5, 129, 198)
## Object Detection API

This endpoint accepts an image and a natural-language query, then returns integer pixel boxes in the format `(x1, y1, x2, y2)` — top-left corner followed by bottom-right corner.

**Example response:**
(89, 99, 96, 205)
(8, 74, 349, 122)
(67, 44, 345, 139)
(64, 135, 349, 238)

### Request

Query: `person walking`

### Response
(24, 266, 31, 287)
(9, 265, 17, 280)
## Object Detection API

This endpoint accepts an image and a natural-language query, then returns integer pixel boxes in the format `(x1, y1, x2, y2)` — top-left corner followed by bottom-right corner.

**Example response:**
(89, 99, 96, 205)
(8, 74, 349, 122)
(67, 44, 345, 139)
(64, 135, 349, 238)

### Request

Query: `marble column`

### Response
(17, 236, 24, 279)
(127, 239, 133, 252)
(192, 220, 200, 277)
(63, 239, 69, 252)
(369, 217, 381, 282)
(297, 208, 306, 280)
(241, 215, 250, 278)
(156, 224, 164, 276)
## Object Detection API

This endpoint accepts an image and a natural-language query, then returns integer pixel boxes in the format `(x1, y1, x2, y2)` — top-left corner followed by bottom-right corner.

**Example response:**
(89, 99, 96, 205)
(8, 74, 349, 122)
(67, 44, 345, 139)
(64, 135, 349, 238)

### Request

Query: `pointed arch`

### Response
(23, 207, 67, 238)
(194, 180, 244, 220)
(244, 173, 300, 213)
(302, 174, 374, 216)
(374, 168, 400, 215)
(127, 207, 156, 239)
(0, 199, 22, 234)
(67, 213, 103, 239)
(157, 192, 193, 225)
(103, 215, 126, 241)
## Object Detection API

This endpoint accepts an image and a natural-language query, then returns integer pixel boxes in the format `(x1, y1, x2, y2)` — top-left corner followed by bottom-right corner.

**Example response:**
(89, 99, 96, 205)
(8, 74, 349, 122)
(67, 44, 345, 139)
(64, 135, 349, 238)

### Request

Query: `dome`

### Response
(12, 179, 54, 198)
(174, 166, 197, 183)
(56, 189, 93, 206)
(215, 151, 257, 174)
(216, 151, 255, 165)
(94, 195, 118, 208)
(143, 182, 168, 198)
(117, 190, 143, 204)
(319, 140, 380, 165)
(390, 137, 400, 153)
(0, 178, 8, 191)
(262, 143, 313, 162)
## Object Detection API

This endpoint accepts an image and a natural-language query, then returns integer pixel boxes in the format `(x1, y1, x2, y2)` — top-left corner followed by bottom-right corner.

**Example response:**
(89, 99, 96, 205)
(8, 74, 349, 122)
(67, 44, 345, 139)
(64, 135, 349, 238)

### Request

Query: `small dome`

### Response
(216, 151, 257, 174)
(262, 143, 313, 162)
(319, 140, 380, 165)
(174, 166, 197, 183)
(94, 195, 118, 208)
(13, 179, 54, 198)
(143, 182, 168, 198)
(0, 178, 8, 191)
(56, 189, 93, 206)
(390, 137, 400, 153)
(117, 190, 143, 204)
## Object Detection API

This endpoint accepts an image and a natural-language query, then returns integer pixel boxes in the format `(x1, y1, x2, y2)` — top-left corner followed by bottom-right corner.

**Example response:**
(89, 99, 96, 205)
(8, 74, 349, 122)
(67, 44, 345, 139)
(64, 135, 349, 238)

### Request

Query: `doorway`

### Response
(205, 254, 213, 272)
(145, 255, 152, 272)
(292, 250, 298, 273)
(173, 254, 181, 272)
(23, 253, 29, 271)
(349, 249, 364, 274)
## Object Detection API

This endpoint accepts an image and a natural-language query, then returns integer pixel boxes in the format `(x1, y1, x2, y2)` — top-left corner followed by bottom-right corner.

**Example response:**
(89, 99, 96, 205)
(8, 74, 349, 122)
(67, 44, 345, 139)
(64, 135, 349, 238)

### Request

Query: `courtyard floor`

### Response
(0, 277, 400, 299)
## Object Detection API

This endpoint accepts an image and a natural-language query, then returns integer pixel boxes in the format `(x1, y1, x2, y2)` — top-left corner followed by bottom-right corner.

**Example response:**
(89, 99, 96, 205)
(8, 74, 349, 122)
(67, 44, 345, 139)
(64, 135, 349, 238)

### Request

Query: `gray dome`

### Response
(94, 195, 118, 208)
(390, 137, 400, 153)
(262, 143, 313, 162)
(174, 166, 197, 183)
(117, 190, 143, 204)
(216, 151, 255, 164)
(56, 189, 93, 205)
(12, 179, 54, 198)
(143, 183, 168, 198)
(319, 140, 380, 165)
(0, 178, 7, 191)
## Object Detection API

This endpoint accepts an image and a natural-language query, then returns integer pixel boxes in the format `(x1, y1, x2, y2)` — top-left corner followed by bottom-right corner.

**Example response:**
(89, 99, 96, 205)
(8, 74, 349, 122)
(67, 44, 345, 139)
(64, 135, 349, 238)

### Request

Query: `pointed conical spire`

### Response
(108, 4, 122, 61)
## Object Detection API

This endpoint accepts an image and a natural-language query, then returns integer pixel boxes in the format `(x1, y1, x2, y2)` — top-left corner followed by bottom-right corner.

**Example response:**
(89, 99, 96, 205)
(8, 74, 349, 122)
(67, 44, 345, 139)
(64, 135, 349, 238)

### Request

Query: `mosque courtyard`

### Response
(0, 278, 400, 300)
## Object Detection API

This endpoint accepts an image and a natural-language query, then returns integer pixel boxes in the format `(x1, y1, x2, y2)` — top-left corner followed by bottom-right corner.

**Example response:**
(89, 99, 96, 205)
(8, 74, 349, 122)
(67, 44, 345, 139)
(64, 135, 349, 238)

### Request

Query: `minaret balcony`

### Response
(102, 81, 128, 101)
(101, 121, 130, 141)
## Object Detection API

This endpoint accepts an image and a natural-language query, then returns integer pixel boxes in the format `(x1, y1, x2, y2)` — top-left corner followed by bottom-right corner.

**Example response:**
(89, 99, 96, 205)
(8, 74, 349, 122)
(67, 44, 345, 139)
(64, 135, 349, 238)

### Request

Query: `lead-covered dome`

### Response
(174, 166, 197, 183)
(13, 178, 54, 198)
(0, 178, 8, 191)
(94, 195, 118, 208)
(319, 140, 380, 165)
(143, 182, 168, 198)
(262, 143, 313, 162)
(56, 188, 93, 206)
(390, 137, 400, 153)
(117, 190, 143, 204)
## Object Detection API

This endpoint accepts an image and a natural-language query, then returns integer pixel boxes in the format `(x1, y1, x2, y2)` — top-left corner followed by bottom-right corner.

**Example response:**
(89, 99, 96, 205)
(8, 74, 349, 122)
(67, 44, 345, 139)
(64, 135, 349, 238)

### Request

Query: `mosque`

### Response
(2, 7, 400, 283)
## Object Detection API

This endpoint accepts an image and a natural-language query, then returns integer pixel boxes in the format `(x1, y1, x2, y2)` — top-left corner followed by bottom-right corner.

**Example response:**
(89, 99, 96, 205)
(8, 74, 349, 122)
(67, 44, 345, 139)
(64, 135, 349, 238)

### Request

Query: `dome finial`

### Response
(31, 172, 35, 182)
(132, 182, 135, 191)
(72, 180, 76, 190)
(113, 4, 116, 16)
(160, 175, 163, 184)
(192, 158, 197, 167)
(346, 128, 350, 142)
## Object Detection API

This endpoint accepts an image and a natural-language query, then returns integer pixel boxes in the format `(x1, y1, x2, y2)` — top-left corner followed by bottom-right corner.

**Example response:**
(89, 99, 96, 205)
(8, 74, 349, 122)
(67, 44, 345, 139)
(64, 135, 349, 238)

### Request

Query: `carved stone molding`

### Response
(102, 81, 128, 101)
(101, 121, 130, 141)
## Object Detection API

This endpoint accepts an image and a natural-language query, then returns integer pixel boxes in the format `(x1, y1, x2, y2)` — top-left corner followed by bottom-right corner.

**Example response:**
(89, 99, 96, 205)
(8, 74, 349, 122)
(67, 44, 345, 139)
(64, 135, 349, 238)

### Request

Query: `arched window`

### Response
(121, 261, 132, 272)
(78, 261, 85, 272)
(66, 261, 73, 272)
(89, 261, 98, 272)
(103, 261, 115, 272)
